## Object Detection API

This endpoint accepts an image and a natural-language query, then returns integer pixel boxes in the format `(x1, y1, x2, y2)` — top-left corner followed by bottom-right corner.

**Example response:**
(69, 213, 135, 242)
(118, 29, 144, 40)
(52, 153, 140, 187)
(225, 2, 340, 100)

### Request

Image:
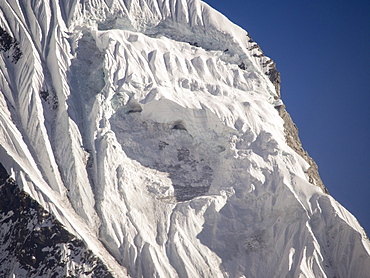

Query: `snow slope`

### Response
(0, 0, 369, 277)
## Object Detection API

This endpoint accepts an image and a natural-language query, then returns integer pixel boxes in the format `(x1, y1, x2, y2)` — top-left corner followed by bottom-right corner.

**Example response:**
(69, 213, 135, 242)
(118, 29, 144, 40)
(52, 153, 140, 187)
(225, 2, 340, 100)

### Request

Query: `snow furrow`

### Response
(0, 0, 369, 277)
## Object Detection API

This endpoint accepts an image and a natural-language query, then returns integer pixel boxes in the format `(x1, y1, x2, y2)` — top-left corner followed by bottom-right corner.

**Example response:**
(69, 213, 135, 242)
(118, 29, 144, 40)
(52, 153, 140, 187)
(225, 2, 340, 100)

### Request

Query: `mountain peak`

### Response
(0, 0, 369, 277)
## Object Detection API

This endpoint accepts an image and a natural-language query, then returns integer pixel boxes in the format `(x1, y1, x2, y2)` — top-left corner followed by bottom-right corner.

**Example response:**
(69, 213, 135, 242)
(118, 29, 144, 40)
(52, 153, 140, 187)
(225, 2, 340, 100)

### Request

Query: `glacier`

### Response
(0, 0, 369, 277)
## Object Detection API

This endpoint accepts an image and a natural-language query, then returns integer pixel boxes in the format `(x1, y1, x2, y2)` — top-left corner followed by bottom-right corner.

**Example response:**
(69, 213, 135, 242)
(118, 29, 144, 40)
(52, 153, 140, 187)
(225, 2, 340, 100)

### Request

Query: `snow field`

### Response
(0, 0, 369, 277)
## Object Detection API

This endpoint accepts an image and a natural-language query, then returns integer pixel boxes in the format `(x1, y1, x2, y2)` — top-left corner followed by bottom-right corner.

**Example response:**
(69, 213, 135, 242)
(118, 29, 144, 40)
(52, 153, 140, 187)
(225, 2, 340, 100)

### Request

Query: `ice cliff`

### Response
(0, 0, 369, 277)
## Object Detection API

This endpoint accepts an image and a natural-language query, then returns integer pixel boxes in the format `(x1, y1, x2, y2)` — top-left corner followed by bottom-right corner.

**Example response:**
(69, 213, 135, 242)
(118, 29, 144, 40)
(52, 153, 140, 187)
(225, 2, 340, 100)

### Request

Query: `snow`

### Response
(0, 0, 369, 277)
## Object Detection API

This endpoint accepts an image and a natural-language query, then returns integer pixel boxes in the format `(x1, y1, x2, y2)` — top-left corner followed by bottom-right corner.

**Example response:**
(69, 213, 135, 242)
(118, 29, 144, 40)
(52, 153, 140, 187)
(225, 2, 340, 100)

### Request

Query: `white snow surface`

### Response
(0, 0, 369, 277)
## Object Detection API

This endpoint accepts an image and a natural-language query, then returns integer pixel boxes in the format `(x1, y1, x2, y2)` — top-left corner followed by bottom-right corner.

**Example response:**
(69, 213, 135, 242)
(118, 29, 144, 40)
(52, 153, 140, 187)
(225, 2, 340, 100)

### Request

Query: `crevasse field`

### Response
(0, 0, 369, 277)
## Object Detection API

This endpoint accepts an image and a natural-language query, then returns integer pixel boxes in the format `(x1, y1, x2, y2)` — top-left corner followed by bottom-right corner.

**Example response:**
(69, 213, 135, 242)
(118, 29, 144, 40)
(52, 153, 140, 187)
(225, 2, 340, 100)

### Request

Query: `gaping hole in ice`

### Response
(125, 102, 142, 114)
(171, 121, 187, 131)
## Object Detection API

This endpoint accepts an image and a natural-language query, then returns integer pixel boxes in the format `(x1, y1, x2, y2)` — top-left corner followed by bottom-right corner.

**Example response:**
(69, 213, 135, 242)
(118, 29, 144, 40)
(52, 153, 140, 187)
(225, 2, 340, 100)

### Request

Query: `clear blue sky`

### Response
(203, 0, 370, 234)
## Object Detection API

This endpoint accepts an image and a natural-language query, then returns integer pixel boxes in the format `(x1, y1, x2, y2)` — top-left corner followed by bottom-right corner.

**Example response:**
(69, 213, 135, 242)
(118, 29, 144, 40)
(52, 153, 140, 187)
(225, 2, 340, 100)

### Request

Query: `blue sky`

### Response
(203, 0, 370, 234)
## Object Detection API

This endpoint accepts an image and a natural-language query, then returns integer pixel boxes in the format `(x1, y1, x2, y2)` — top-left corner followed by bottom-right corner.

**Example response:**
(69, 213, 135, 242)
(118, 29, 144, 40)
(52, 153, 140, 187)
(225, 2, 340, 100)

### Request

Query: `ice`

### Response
(0, 0, 369, 277)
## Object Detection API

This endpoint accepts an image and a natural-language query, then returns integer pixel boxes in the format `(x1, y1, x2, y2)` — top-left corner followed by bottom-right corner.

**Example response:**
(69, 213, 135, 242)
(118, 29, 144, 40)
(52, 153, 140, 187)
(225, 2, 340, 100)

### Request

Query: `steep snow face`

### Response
(0, 0, 369, 277)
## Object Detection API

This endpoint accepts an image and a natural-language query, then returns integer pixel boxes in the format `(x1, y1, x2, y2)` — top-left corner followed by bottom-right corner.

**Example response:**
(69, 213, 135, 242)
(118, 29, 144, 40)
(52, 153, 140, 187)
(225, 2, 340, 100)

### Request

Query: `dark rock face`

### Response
(253, 40, 325, 192)
(0, 26, 22, 63)
(0, 163, 114, 277)
(247, 35, 281, 97)
(275, 106, 328, 193)
(243, 34, 324, 191)
(267, 65, 281, 97)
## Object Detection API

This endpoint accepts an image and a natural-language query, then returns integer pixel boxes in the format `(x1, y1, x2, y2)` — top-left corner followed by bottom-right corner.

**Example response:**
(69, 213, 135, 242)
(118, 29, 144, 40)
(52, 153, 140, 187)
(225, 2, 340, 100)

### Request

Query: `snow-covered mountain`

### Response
(0, 0, 369, 277)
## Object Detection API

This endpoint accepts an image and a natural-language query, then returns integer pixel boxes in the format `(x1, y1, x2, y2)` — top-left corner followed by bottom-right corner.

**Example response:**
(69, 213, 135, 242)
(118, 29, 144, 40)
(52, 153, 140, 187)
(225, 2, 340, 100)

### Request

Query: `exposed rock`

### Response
(0, 163, 114, 278)
(267, 64, 281, 97)
(276, 105, 328, 193)
(0, 26, 22, 63)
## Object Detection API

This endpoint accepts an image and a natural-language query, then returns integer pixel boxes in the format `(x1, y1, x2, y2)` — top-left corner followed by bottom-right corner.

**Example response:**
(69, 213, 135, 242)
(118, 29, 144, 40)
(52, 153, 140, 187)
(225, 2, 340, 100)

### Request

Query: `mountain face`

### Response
(0, 163, 114, 277)
(0, 0, 369, 277)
